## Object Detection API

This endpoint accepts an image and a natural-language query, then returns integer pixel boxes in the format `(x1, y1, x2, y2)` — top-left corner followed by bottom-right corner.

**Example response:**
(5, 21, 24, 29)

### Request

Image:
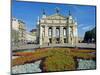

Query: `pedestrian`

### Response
(48, 42, 49, 46)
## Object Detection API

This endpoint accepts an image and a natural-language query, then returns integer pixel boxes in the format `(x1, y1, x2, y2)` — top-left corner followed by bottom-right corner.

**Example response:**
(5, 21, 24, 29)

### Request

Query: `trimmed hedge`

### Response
(42, 55, 75, 72)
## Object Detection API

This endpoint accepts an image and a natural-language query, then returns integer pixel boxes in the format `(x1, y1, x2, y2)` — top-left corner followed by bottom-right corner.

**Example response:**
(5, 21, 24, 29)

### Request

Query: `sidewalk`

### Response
(12, 43, 96, 51)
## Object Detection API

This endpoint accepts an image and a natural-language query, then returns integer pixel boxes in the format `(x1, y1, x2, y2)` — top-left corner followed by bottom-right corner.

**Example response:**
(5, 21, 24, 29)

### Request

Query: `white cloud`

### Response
(82, 25, 95, 30)
(78, 24, 84, 27)
(82, 26, 91, 30)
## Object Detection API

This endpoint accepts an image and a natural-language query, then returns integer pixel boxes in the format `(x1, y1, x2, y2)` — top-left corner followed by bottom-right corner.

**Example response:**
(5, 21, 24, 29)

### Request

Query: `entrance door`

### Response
(64, 38, 66, 43)
(49, 38, 52, 43)
(56, 38, 60, 44)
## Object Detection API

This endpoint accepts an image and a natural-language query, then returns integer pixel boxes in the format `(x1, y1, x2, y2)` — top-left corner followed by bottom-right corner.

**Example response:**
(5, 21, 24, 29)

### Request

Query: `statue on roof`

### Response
(69, 10, 71, 16)
(42, 9, 46, 15)
(55, 7, 60, 14)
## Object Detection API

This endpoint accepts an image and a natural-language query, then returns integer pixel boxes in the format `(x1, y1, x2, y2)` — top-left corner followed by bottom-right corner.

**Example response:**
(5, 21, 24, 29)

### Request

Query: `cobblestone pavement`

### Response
(12, 43, 96, 51)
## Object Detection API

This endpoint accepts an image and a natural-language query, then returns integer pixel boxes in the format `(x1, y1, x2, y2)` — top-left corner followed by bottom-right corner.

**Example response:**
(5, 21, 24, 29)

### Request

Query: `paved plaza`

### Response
(12, 43, 96, 51)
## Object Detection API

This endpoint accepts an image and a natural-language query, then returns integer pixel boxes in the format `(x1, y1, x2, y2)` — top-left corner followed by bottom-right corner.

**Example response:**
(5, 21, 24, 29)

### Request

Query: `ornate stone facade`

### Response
(37, 9, 78, 45)
(12, 17, 26, 45)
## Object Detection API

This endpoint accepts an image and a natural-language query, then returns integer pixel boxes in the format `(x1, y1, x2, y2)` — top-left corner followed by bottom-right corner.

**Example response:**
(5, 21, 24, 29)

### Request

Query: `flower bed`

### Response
(12, 48, 96, 71)
(12, 60, 42, 74)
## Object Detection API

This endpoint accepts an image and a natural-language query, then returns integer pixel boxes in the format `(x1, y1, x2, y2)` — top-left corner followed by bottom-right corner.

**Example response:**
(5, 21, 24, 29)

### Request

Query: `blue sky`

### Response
(12, 0, 96, 37)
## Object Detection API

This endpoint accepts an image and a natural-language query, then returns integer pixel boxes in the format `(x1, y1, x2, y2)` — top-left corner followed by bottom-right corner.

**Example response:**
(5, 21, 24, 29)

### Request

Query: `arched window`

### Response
(56, 27, 59, 37)
(48, 27, 52, 36)
(63, 28, 66, 36)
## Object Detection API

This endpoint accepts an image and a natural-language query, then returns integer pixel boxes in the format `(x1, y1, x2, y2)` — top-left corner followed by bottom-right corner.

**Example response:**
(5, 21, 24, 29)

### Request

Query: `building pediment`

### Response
(46, 14, 66, 20)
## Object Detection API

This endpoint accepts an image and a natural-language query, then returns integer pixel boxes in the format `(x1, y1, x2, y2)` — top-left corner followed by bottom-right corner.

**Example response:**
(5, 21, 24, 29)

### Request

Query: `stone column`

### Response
(39, 26, 43, 45)
(60, 26, 63, 44)
(44, 25, 49, 44)
(71, 27, 74, 45)
(73, 25, 78, 44)
(52, 26, 56, 44)
(67, 26, 70, 43)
